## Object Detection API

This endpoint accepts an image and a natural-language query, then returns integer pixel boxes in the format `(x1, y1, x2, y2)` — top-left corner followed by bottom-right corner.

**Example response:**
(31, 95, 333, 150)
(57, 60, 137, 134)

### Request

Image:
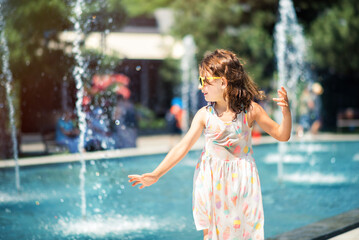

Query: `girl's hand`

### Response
(128, 173, 159, 189)
(273, 86, 290, 113)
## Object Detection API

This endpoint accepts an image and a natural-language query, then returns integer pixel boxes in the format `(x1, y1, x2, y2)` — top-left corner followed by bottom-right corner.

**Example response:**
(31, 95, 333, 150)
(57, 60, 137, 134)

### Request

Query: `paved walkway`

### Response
(329, 228, 359, 240)
(6, 132, 358, 168)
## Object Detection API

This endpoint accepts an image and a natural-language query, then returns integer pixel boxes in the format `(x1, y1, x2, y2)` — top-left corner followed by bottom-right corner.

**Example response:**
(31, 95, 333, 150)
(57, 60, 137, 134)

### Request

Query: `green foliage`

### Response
(159, 58, 180, 84)
(309, 0, 359, 76)
(293, 0, 342, 29)
(79, 0, 127, 32)
(122, 0, 172, 17)
(171, 0, 277, 88)
(4, 0, 71, 64)
(135, 104, 166, 130)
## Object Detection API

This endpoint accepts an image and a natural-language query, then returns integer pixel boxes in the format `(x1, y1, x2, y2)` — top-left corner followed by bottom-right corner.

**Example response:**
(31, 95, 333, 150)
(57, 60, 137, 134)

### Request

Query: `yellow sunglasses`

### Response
(198, 76, 221, 87)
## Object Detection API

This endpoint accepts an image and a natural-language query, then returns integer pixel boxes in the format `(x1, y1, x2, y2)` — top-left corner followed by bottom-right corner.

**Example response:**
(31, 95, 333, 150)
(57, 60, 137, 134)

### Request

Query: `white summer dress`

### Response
(193, 104, 264, 240)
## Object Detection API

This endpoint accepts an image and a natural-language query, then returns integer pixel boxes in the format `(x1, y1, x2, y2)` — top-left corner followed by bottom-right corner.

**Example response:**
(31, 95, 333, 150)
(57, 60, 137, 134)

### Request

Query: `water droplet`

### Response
(136, 65, 142, 71)
(96, 172, 100, 176)
(115, 120, 120, 125)
(330, 157, 336, 163)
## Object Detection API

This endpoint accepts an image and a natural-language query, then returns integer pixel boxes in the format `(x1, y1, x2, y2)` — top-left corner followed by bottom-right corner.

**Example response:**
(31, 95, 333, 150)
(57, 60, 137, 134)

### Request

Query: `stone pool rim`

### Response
(266, 208, 359, 240)
(1, 133, 359, 169)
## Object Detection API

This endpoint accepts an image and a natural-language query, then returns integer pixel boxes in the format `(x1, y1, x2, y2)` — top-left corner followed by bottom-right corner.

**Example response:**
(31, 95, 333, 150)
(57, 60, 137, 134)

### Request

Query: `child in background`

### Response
(129, 49, 292, 240)
(55, 111, 80, 153)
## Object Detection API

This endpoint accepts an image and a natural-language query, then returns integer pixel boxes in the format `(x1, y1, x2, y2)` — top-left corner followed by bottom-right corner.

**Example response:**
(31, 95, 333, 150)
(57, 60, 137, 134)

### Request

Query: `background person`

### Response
(55, 111, 80, 153)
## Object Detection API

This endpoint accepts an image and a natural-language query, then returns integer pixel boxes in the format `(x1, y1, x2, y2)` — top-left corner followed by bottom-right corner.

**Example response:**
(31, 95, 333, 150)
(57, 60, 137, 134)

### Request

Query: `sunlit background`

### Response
(1, 0, 358, 239)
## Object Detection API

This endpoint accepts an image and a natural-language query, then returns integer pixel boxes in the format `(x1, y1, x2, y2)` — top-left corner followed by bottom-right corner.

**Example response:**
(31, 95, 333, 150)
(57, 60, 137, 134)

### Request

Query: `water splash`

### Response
(181, 35, 198, 133)
(264, 153, 307, 164)
(0, 2, 20, 192)
(70, 0, 88, 218)
(282, 172, 347, 185)
(274, 0, 306, 98)
(273, 0, 308, 181)
(0, 191, 49, 203)
(55, 215, 176, 237)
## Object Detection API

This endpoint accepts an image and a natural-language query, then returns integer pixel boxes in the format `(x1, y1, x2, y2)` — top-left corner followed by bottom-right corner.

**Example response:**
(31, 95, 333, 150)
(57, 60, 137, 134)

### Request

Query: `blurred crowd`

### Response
(55, 95, 138, 153)
(54, 96, 184, 154)
(297, 82, 323, 137)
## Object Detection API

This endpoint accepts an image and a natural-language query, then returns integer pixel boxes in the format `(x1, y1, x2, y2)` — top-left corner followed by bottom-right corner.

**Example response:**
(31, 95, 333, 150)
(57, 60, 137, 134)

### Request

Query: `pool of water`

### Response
(1, 141, 358, 239)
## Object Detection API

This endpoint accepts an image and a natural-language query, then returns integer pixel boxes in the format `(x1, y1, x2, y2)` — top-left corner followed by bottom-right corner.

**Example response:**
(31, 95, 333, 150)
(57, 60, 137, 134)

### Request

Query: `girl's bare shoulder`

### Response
(198, 105, 208, 117)
(248, 101, 263, 124)
(248, 101, 261, 114)
(194, 106, 208, 126)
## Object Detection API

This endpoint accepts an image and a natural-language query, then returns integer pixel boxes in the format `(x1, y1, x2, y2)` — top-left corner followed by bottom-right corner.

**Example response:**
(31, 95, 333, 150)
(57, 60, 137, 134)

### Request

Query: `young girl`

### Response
(128, 49, 291, 240)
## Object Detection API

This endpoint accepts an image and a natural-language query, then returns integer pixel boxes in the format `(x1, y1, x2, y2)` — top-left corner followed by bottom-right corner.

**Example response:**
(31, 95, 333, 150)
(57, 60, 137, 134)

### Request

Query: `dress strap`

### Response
(242, 110, 248, 126)
(205, 103, 214, 128)
(206, 103, 216, 115)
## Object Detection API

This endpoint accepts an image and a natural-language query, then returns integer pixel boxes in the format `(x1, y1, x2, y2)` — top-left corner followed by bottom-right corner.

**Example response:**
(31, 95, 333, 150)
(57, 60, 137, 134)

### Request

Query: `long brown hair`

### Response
(199, 49, 265, 113)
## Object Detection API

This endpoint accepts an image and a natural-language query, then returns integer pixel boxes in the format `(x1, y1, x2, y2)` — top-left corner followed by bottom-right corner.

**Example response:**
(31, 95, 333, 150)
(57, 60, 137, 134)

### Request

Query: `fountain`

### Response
(180, 35, 198, 133)
(273, 0, 309, 181)
(70, 0, 88, 218)
(0, 1, 20, 192)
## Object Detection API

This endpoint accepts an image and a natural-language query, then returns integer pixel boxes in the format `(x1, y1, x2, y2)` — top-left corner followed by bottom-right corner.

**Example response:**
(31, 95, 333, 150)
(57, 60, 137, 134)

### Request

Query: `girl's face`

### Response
(198, 72, 227, 102)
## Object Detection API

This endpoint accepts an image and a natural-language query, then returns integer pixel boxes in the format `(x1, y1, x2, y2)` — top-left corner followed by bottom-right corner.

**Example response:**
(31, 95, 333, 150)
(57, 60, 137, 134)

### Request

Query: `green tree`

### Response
(170, 0, 278, 88)
(309, 0, 359, 76)
(306, 0, 359, 130)
(1, 0, 127, 136)
(122, 0, 172, 17)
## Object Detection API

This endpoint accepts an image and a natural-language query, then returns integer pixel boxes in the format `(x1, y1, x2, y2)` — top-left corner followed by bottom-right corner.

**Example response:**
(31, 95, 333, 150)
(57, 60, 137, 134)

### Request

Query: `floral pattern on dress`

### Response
(193, 104, 264, 240)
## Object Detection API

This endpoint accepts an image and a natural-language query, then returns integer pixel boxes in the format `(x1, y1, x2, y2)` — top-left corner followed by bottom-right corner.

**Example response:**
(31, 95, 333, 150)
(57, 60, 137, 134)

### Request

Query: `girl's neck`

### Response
(214, 99, 232, 115)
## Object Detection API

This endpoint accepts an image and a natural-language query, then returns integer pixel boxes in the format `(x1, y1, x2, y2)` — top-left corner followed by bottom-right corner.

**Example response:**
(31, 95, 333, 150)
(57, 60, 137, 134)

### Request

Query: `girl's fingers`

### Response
(128, 178, 138, 183)
(277, 90, 286, 97)
(128, 174, 142, 182)
(273, 97, 284, 102)
(273, 97, 288, 105)
(132, 181, 141, 186)
(277, 102, 288, 107)
(128, 174, 141, 178)
(274, 87, 290, 108)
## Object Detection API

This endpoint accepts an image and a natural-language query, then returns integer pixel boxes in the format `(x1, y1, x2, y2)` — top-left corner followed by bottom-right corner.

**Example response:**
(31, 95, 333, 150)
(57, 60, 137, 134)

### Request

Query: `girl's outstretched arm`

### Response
(249, 87, 292, 141)
(128, 107, 207, 189)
